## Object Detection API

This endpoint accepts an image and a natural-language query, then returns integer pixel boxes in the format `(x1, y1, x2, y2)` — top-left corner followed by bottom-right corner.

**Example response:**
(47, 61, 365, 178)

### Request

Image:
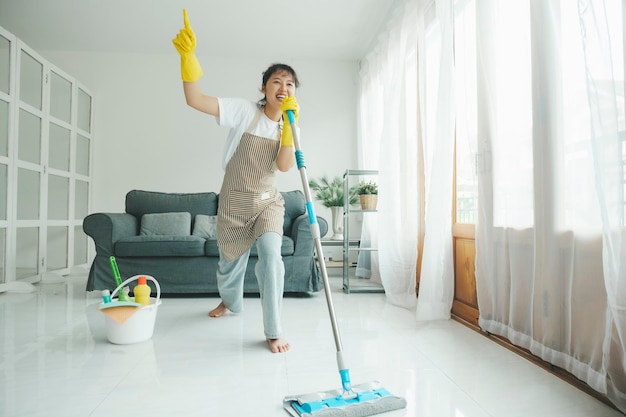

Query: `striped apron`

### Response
(217, 109, 285, 262)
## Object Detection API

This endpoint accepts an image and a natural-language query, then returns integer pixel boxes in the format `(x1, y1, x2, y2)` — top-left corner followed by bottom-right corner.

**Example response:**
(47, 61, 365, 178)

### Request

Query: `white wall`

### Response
(40, 50, 359, 223)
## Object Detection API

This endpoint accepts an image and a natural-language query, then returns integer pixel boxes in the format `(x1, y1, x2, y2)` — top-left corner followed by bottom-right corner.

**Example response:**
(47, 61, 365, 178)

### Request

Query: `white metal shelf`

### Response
(342, 169, 383, 294)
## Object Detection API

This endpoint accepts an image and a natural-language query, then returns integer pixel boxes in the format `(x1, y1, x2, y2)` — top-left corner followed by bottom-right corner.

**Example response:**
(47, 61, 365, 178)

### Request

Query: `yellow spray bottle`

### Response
(133, 276, 151, 306)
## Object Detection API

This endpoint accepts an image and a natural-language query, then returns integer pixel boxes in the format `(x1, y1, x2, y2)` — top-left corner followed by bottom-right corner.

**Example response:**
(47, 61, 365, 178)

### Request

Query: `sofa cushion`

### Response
(204, 239, 220, 256)
(203, 236, 294, 257)
(140, 212, 191, 236)
(192, 215, 218, 239)
(115, 235, 206, 257)
(126, 190, 218, 221)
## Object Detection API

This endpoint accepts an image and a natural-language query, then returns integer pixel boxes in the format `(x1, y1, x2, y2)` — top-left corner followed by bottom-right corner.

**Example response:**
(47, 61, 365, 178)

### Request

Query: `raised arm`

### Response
(182, 81, 219, 116)
(172, 9, 219, 116)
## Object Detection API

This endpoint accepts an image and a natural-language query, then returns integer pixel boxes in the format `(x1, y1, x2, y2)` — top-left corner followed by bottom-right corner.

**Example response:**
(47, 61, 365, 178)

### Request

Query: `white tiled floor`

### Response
(0, 270, 623, 417)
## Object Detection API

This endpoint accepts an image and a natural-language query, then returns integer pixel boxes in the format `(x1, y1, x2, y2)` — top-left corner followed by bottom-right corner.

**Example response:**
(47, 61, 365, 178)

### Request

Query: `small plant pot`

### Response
(359, 194, 378, 210)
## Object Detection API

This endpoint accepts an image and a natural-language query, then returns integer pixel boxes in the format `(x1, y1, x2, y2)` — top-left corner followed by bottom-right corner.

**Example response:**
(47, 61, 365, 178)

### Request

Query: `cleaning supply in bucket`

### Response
(109, 256, 130, 302)
(98, 275, 161, 344)
(101, 289, 112, 303)
(133, 276, 151, 305)
(118, 286, 131, 302)
(109, 256, 123, 286)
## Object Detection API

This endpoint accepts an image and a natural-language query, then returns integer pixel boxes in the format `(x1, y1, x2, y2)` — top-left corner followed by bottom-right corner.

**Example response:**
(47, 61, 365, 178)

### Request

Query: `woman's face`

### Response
(262, 70, 296, 110)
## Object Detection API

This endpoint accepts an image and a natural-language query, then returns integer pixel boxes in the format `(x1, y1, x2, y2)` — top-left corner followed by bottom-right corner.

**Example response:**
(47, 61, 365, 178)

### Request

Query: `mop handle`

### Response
(287, 110, 345, 355)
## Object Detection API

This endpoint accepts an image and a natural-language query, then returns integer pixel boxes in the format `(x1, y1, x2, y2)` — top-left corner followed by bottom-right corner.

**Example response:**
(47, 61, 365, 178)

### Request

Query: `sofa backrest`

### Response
(126, 190, 218, 220)
(125, 189, 306, 236)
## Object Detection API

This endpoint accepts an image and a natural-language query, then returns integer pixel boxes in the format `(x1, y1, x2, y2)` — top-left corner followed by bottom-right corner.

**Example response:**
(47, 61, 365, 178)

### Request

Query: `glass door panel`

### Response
(19, 50, 42, 110)
(17, 168, 40, 220)
(0, 99, 8, 156)
(454, 1, 478, 224)
(75, 180, 88, 220)
(0, 34, 10, 94)
(0, 163, 6, 220)
(74, 225, 87, 265)
(48, 175, 69, 220)
(49, 123, 70, 171)
(77, 88, 91, 133)
(76, 134, 90, 176)
(0, 228, 5, 283)
(18, 108, 41, 163)
(47, 226, 68, 270)
(16, 227, 38, 279)
(49, 71, 71, 123)
(0, 33, 9, 284)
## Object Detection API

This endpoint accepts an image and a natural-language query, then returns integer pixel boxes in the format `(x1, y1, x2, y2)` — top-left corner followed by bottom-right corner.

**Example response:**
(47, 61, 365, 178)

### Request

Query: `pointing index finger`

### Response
(183, 9, 190, 29)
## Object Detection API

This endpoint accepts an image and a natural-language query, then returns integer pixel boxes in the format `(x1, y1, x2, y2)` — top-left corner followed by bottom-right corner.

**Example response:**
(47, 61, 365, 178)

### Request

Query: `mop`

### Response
(282, 109, 407, 417)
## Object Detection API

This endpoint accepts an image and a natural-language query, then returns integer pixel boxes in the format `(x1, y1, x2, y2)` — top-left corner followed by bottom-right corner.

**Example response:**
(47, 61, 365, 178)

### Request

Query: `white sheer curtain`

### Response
(474, 0, 626, 411)
(358, 0, 456, 317)
(415, 0, 456, 320)
(358, 0, 421, 309)
(359, 0, 625, 409)
(578, 0, 626, 409)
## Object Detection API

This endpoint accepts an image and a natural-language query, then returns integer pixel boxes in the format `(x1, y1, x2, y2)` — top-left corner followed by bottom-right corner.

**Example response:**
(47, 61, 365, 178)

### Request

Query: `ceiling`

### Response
(0, 0, 397, 61)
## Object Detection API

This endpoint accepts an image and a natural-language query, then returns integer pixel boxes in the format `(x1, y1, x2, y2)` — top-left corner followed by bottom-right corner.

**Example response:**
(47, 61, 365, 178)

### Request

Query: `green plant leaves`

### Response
(308, 175, 358, 207)
(356, 180, 378, 195)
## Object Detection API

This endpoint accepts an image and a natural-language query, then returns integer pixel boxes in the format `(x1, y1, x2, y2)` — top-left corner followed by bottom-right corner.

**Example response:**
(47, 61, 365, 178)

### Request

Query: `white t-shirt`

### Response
(216, 98, 282, 170)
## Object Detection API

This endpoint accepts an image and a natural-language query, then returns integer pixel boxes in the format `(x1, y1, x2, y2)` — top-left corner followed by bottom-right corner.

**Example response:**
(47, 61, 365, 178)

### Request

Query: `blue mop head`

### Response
(283, 381, 407, 417)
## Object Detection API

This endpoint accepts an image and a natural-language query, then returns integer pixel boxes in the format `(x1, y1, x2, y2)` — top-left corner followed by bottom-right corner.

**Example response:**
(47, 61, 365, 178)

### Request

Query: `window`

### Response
(454, 0, 477, 224)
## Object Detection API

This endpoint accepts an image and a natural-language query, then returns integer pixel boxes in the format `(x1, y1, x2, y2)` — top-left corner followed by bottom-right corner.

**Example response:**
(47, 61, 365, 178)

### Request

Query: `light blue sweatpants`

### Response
(216, 232, 285, 339)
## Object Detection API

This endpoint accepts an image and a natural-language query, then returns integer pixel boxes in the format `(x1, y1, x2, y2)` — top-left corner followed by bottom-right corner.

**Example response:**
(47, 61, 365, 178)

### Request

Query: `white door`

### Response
(3, 31, 93, 283)
(0, 28, 13, 285)
(15, 41, 44, 281)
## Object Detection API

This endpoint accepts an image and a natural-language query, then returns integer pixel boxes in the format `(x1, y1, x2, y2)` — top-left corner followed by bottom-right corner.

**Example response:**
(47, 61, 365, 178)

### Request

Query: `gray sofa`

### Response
(83, 189, 328, 295)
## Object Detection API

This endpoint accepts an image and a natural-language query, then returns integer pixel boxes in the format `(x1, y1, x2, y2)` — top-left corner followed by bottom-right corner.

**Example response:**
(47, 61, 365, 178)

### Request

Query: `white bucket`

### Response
(99, 275, 161, 345)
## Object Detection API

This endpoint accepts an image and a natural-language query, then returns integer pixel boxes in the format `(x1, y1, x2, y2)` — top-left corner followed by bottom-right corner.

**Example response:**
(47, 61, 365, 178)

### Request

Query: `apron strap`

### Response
(246, 107, 282, 140)
(246, 108, 264, 133)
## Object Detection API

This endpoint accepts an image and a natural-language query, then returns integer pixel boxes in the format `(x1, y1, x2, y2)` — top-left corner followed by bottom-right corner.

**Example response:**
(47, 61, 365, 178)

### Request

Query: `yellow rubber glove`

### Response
(280, 96, 299, 147)
(172, 9, 203, 82)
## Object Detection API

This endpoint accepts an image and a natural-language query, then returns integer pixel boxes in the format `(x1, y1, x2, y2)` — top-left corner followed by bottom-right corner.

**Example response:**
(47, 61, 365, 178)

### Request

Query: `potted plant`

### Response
(356, 180, 378, 210)
(309, 175, 358, 207)
(309, 175, 358, 240)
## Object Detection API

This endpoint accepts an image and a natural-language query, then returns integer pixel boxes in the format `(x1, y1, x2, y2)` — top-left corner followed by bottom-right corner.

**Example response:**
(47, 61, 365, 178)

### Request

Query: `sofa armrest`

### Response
(290, 214, 328, 256)
(83, 213, 138, 256)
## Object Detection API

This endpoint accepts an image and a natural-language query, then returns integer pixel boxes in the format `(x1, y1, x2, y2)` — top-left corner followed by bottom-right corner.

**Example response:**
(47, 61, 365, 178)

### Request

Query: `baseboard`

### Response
(450, 314, 621, 413)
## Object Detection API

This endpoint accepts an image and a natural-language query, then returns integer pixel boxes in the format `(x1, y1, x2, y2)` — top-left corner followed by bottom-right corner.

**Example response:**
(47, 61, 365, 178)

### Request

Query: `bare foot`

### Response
(267, 338, 290, 353)
(208, 302, 229, 317)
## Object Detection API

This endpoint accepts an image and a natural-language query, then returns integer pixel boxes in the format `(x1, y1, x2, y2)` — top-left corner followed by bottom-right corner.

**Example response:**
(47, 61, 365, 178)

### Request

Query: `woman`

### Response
(172, 9, 299, 353)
